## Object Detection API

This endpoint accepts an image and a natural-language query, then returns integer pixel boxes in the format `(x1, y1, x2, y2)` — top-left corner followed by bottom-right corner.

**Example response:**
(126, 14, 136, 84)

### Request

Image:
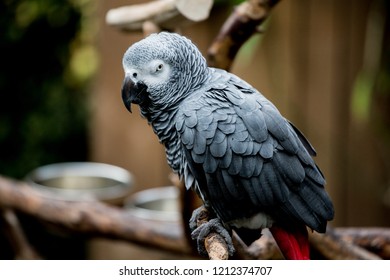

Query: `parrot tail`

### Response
(269, 224, 310, 260)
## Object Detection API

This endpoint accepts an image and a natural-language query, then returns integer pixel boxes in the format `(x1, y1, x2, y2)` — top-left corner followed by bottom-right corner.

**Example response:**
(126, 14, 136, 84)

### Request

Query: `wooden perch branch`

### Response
(309, 228, 382, 260)
(333, 227, 390, 259)
(0, 176, 189, 255)
(208, 0, 280, 70)
(194, 206, 229, 260)
(243, 232, 283, 259)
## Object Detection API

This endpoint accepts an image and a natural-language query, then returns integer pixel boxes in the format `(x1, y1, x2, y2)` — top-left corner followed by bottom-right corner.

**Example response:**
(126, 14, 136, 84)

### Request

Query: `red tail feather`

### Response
(270, 225, 310, 260)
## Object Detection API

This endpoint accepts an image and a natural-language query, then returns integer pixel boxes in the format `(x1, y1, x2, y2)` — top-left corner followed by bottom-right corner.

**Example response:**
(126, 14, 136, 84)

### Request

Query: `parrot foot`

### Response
(190, 207, 235, 257)
(189, 206, 211, 232)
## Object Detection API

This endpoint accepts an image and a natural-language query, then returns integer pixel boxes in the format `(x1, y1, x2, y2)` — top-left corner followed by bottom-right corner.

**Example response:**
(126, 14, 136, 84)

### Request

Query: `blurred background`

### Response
(0, 0, 389, 259)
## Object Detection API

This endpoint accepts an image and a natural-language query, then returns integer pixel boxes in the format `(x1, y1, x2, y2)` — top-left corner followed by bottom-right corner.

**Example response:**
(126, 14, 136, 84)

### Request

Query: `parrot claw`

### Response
(191, 218, 235, 257)
(189, 206, 210, 232)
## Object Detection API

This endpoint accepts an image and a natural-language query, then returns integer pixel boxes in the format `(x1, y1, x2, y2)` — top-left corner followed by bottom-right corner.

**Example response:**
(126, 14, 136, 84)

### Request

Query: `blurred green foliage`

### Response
(0, 0, 98, 178)
(350, 0, 390, 144)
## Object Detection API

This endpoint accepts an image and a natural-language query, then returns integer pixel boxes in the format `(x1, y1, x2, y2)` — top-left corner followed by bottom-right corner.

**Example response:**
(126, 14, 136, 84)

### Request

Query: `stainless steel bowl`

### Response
(125, 186, 180, 223)
(26, 162, 134, 204)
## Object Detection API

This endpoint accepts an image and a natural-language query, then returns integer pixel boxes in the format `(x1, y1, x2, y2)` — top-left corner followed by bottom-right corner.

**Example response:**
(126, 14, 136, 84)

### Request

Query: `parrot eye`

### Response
(156, 64, 163, 72)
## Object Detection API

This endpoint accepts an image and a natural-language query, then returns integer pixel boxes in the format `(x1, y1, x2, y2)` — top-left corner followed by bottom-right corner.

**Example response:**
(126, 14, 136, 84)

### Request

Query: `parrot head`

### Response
(121, 32, 208, 113)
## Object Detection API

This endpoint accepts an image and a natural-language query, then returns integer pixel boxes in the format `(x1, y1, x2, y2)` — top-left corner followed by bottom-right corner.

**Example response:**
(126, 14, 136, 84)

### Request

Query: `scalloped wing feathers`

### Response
(175, 68, 333, 232)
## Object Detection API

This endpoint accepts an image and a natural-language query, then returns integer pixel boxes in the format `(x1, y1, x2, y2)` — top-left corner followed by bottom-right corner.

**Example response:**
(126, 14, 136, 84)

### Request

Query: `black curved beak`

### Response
(121, 76, 148, 113)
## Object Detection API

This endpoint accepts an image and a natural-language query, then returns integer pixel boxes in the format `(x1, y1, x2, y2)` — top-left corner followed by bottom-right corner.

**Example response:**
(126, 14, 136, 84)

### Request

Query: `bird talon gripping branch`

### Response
(191, 218, 235, 257)
(121, 32, 334, 260)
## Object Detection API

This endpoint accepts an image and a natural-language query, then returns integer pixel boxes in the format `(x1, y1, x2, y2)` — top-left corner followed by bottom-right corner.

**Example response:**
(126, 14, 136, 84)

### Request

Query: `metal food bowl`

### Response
(125, 186, 180, 223)
(26, 162, 134, 204)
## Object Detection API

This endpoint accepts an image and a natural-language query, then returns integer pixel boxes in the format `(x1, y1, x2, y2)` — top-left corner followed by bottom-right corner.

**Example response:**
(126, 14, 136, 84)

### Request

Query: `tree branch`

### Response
(0, 176, 189, 255)
(309, 228, 382, 260)
(208, 0, 280, 70)
(193, 206, 229, 260)
(333, 227, 390, 259)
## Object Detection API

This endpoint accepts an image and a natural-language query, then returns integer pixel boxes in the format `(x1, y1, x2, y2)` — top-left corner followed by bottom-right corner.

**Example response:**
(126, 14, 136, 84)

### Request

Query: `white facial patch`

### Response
(144, 59, 171, 86)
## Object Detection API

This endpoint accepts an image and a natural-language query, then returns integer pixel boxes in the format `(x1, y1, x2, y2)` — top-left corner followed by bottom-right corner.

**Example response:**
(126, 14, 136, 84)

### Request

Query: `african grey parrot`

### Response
(121, 32, 334, 259)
